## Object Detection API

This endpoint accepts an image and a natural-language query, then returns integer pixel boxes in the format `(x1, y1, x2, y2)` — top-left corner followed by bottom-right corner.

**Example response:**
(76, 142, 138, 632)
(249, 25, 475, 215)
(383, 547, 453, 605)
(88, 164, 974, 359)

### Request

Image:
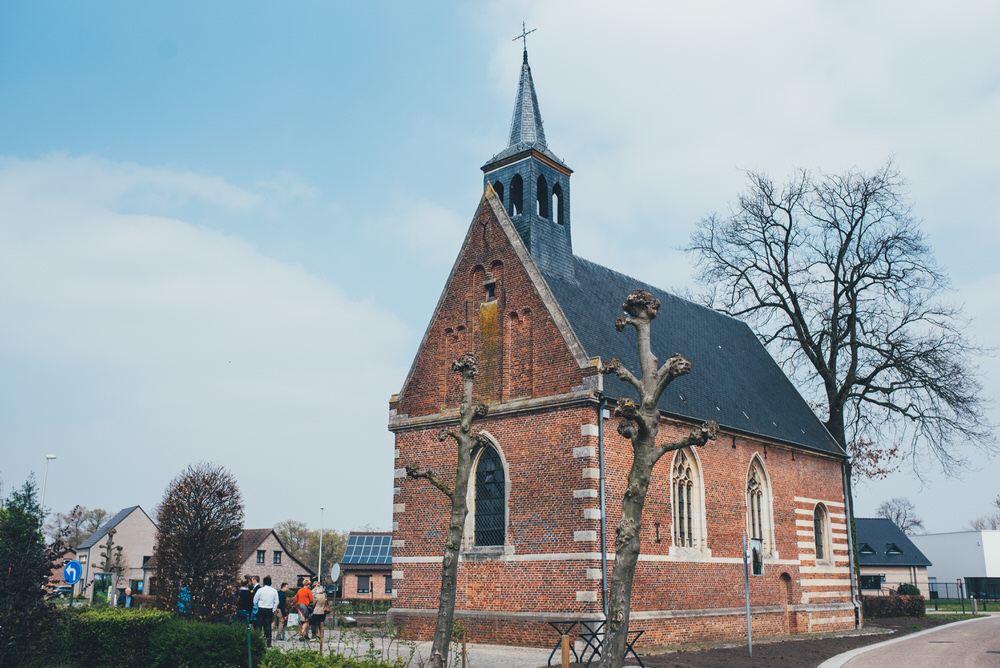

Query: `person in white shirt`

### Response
(252, 575, 280, 647)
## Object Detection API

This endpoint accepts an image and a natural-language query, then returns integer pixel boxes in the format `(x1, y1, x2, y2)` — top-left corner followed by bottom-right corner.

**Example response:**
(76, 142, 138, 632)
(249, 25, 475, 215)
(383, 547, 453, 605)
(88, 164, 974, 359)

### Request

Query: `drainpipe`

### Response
(841, 458, 860, 628)
(598, 397, 609, 619)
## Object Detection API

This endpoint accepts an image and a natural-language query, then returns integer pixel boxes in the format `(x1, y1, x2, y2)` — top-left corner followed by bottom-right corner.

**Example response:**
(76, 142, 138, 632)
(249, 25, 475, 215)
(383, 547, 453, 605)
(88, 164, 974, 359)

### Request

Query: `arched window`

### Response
(493, 181, 505, 211)
(474, 447, 504, 546)
(813, 504, 830, 562)
(671, 449, 706, 552)
(536, 175, 548, 218)
(510, 174, 523, 216)
(552, 183, 564, 225)
(464, 437, 509, 552)
(746, 457, 774, 573)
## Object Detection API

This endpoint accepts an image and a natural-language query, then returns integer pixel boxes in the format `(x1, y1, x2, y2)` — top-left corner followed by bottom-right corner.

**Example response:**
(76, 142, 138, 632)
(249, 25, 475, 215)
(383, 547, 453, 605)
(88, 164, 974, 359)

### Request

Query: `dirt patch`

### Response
(556, 616, 968, 668)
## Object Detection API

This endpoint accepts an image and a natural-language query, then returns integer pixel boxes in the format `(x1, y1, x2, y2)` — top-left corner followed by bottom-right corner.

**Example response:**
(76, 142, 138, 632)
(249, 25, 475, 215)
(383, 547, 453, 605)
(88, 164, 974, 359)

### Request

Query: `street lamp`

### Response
(318, 507, 324, 585)
(40, 454, 57, 508)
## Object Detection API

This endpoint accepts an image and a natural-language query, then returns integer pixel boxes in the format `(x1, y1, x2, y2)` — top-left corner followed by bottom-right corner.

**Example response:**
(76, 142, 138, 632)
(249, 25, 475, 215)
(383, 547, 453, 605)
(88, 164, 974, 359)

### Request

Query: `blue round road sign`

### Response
(63, 559, 82, 584)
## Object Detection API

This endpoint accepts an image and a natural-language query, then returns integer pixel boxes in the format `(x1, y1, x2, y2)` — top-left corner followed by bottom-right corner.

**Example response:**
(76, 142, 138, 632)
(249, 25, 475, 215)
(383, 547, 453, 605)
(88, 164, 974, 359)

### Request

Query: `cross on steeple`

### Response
(512, 22, 536, 60)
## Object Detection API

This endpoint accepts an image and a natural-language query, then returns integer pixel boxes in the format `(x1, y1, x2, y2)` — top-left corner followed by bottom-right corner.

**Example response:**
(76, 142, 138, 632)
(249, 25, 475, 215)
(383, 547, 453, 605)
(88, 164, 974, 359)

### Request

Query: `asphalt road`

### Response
(821, 613, 1000, 668)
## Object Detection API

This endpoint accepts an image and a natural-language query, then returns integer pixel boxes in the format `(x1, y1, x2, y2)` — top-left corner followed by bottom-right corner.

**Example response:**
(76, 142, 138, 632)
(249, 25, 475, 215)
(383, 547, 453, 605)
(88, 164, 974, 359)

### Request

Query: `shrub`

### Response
(863, 593, 926, 618)
(896, 583, 921, 596)
(148, 617, 266, 668)
(46, 606, 266, 667)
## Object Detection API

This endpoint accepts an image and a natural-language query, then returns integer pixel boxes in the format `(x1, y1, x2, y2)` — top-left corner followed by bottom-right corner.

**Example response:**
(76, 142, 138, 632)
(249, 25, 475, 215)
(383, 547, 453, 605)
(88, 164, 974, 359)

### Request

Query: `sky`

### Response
(1, 1, 998, 537)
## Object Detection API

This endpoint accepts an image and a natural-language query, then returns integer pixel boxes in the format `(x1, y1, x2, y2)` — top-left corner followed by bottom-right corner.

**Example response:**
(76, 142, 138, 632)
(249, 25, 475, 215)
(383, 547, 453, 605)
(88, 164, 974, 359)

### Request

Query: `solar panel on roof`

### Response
(341, 534, 393, 565)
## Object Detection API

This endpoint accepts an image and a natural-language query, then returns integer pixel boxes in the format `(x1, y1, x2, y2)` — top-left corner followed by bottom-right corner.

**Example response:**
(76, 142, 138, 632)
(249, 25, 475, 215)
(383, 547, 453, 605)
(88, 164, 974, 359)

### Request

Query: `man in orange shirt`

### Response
(294, 579, 315, 641)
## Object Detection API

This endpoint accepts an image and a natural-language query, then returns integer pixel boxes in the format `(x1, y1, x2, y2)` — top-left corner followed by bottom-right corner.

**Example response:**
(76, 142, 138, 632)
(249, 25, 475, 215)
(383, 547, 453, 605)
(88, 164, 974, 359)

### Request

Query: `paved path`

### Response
(819, 613, 1000, 668)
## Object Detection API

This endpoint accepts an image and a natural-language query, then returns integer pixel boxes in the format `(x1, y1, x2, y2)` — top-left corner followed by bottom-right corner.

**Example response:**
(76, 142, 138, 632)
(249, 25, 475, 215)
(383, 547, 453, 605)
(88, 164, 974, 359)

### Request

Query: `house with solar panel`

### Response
(339, 531, 393, 605)
(388, 47, 857, 648)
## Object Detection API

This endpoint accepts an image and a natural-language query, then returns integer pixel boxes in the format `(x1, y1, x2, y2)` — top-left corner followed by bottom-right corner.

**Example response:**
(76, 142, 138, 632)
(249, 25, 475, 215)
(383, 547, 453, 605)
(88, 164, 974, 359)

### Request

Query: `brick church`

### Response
(388, 47, 859, 648)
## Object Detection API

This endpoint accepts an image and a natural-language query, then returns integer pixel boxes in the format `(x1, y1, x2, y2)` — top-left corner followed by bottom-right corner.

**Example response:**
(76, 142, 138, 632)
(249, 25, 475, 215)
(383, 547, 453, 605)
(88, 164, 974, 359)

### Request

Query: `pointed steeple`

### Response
(508, 50, 547, 149)
(482, 46, 574, 281)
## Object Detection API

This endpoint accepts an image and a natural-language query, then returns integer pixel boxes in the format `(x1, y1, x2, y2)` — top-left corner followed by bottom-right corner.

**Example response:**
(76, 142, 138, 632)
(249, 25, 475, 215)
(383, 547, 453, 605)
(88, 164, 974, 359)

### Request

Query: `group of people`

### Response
(236, 575, 331, 647)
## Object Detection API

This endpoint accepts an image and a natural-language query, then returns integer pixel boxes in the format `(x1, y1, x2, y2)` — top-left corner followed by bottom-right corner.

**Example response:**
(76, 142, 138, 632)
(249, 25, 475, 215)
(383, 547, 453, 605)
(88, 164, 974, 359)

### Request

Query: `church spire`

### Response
(508, 28, 545, 149)
(482, 37, 574, 280)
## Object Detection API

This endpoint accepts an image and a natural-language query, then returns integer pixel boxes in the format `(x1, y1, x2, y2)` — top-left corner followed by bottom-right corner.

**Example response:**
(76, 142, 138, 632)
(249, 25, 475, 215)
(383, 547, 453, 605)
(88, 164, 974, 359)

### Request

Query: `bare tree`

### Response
(969, 494, 1000, 530)
(274, 520, 349, 582)
(153, 462, 243, 621)
(599, 290, 718, 668)
(689, 162, 994, 476)
(875, 497, 924, 535)
(44, 505, 88, 549)
(404, 353, 488, 668)
(82, 508, 110, 537)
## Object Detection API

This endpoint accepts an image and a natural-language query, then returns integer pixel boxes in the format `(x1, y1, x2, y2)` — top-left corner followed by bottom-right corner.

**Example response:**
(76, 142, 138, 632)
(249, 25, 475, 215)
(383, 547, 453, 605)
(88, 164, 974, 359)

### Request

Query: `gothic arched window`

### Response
(672, 449, 705, 551)
(552, 183, 564, 225)
(510, 174, 523, 216)
(814, 504, 830, 562)
(493, 181, 505, 211)
(536, 175, 549, 218)
(474, 447, 505, 547)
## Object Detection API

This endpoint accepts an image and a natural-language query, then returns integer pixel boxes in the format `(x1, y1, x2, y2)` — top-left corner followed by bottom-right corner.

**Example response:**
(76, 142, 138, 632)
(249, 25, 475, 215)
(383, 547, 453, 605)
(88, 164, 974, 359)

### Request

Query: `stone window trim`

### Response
(813, 503, 832, 564)
(273, 550, 282, 565)
(668, 447, 710, 558)
(745, 454, 778, 560)
(461, 431, 514, 558)
(256, 549, 265, 564)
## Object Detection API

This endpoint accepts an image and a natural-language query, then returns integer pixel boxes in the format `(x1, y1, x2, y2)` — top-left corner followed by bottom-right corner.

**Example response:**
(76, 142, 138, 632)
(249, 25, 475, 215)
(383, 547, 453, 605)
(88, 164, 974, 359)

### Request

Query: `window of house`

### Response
(671, 449, 705, 551)
(813, 504, 830, 562)
(79, 554, 87, 564)
(886, 543, 903, 555)
(859, 543, 875, 555)
(385, 576, 393, 594)
(357, 575, 370, 594)
(474, 446, 505, 546)
(256, 549, 265, 564)
(859, 574, 885, 590)
(273, 551, 282, 565)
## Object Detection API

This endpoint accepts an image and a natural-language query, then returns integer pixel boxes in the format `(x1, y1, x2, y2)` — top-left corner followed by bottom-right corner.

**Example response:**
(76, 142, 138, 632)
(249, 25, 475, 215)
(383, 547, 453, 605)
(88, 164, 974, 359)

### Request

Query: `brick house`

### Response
(238, 528, 314, 588)
(340, 531, 393, 605)
(387, 47, 859, 648)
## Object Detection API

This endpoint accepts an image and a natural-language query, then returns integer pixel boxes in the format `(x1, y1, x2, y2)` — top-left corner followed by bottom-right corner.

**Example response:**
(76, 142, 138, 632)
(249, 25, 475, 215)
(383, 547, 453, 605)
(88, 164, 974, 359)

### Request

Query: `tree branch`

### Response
(405, 465, 454, 500)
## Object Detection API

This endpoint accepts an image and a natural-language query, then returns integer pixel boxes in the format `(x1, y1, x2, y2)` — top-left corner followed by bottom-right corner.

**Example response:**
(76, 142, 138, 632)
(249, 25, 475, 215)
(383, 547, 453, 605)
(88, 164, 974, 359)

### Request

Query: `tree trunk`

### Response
(430, 441, 474, 666)
(602, 437, 655, 668)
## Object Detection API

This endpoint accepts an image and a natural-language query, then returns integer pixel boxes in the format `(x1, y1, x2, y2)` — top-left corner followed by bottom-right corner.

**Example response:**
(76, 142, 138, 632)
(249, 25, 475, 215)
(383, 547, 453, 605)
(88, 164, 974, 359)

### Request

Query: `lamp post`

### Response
(318, 506, 324, 585)
(40, 454, 57, 508)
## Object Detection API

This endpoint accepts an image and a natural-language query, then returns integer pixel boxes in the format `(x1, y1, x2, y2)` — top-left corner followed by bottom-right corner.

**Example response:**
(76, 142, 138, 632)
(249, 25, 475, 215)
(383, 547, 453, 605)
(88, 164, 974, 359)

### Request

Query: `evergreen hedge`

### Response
(46, 607, 266, 667)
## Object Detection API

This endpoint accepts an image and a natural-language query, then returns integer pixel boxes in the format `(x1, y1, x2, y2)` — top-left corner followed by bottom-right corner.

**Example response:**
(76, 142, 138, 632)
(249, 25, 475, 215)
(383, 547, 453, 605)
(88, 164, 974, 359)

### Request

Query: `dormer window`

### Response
(859, 543, 875, 555)
(886, 543, 903, 556)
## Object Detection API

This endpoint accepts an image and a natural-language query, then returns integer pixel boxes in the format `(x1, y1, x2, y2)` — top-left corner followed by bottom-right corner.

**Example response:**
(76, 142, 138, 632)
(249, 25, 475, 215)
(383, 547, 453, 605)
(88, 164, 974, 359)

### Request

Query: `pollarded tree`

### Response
(404, 353, 488, 668)
(875, 497, 924, 535)
(689, 162, 994, 476)
(599, 290, 719, 668)
(154, 462, 244, 621)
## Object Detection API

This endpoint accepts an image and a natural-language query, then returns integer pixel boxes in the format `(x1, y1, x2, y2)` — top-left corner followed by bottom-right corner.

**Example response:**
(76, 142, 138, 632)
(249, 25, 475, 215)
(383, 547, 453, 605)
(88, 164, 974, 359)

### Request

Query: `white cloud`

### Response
(0, 155, 407, 529)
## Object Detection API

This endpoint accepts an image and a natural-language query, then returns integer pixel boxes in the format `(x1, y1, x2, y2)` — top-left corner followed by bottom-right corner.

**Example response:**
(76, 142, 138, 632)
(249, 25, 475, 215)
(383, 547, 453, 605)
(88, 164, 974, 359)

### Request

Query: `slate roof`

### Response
(483, 50, 567, 170)
(77, 506, 151, 550)
(539, 256, 843, 456)
(855, 518, 932, 567)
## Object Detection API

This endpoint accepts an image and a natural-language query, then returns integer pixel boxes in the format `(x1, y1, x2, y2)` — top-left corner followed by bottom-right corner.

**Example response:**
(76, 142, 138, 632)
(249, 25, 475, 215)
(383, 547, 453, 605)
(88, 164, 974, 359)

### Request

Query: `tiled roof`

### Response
(539, 257, 843, 456)
(855, 518, 932, 567)
(78, 506, 147, 550)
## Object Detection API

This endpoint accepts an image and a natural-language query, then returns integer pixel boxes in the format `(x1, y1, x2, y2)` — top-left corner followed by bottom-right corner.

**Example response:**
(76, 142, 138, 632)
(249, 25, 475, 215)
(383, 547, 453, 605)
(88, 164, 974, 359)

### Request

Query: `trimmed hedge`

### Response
(49, 607, 267, 667)
(862, 593, 926, 618)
